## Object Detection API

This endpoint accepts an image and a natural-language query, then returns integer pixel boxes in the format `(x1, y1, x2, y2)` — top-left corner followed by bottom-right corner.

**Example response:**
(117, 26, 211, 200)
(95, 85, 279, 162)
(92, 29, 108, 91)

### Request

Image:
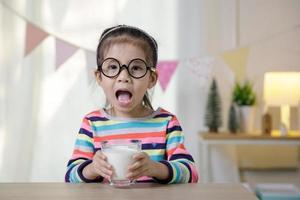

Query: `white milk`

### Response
(103, 145, 139, 180)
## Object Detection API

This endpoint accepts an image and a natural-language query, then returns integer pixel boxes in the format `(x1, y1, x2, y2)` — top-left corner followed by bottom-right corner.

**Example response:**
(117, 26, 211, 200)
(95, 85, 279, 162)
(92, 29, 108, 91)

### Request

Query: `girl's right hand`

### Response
(83, 150, 113, 180)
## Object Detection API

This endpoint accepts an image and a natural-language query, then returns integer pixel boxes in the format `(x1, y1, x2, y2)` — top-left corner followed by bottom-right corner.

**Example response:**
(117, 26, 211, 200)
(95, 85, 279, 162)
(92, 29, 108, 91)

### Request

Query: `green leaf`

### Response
(232, 81, 256, 106)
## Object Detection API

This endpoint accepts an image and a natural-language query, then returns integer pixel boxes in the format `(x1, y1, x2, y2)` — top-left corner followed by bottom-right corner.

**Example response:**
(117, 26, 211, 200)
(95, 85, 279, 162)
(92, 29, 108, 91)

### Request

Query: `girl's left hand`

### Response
(126, 152, 156, 180)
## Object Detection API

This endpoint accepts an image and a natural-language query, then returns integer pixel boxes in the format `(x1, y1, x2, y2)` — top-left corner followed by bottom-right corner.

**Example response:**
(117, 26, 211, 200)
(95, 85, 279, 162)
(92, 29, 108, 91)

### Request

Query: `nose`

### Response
(116, 65, 131, 82)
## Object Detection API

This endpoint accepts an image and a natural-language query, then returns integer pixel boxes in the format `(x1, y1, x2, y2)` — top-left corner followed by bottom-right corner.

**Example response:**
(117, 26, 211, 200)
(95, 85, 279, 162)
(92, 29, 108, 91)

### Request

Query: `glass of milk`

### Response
(101, 139, 141, 187)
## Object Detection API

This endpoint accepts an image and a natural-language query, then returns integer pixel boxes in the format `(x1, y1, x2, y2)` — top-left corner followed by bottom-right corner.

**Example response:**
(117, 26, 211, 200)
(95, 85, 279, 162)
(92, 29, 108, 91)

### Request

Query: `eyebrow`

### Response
(104, 57, 148, 64)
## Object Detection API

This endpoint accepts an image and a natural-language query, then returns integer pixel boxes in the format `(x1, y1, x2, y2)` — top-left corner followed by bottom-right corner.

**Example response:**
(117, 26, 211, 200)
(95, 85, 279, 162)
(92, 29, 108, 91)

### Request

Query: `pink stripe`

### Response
(168, 119, 180, 128)
(189, 164, 199, 183)
(71, 149, 94, 159)
(172, 148, 187, 155)
(86, 110, 102, 118)
(167, 144, 185, 157)
(81, 120, 92, 132)
(142, 136, 166, 143)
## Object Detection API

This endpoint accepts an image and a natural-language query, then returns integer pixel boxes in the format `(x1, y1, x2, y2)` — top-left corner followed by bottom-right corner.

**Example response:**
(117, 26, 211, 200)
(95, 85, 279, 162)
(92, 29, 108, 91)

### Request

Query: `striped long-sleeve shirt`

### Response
(65, 107, 198, 183)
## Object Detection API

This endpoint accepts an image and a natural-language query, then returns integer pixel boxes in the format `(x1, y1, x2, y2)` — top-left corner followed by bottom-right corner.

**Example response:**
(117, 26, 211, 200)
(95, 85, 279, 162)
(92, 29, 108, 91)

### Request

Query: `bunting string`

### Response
(2, 1, 299, 90)
(0, 1, 94, 52)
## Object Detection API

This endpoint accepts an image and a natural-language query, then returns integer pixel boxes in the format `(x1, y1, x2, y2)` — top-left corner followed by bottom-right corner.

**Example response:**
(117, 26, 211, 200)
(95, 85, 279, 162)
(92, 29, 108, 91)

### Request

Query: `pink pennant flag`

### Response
(84, 50, 97, 84)
(55, 38, 78, 69)
(156, 61, 178, 91)
(25, 22, 48, 56)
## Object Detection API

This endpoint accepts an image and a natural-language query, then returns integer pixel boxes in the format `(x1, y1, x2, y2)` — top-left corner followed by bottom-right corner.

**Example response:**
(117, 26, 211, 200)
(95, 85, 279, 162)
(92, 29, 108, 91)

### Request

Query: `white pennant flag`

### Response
(55, 38, 78, 70)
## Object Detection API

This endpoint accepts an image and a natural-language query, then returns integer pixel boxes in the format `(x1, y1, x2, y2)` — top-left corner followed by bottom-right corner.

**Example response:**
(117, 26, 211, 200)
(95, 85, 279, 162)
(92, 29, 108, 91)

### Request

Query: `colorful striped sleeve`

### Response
(65, 116, 103, 183)
(158, 115, 198, 183)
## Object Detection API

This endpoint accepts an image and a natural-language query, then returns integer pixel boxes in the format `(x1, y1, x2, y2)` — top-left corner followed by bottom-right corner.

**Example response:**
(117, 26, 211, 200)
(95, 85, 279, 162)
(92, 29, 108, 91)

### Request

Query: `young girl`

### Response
(65, 25, 198, 184)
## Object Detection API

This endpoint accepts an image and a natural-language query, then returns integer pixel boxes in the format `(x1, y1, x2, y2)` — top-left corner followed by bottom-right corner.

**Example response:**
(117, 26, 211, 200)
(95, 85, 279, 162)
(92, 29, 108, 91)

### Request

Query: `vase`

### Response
(238, 106, 256, 133)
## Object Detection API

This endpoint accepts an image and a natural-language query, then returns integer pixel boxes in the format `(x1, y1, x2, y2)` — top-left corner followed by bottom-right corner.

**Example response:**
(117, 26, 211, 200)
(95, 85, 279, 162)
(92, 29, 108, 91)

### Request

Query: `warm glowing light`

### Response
(264, 72, 300, 130)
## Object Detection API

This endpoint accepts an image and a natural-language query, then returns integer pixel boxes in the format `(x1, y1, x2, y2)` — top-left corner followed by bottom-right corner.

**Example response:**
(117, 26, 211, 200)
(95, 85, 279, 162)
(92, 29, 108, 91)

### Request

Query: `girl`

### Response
(65, 25, 198, 184)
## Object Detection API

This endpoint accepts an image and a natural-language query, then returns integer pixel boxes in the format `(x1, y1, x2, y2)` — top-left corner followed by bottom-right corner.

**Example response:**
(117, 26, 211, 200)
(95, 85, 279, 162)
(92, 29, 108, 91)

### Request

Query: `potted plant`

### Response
(232, 81, 256, 133)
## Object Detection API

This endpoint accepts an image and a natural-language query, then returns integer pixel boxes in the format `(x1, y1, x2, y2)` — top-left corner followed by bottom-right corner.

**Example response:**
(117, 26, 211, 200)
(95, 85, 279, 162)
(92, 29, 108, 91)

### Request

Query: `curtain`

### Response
(1, 0, 210, 182)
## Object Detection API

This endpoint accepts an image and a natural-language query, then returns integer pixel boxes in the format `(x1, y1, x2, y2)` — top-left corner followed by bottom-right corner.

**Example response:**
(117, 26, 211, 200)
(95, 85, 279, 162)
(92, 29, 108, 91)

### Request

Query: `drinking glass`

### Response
(101, 139, 141, 187)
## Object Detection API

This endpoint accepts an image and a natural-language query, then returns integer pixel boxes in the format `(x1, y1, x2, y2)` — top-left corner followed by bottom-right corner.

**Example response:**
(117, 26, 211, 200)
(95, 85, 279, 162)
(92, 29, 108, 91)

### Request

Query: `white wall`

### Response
(241, 0, 300, 129)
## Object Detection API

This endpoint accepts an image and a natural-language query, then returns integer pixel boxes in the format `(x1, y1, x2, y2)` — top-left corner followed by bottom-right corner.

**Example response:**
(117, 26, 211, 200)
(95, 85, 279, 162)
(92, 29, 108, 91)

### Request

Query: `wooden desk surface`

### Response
(0, 183, 258, 200)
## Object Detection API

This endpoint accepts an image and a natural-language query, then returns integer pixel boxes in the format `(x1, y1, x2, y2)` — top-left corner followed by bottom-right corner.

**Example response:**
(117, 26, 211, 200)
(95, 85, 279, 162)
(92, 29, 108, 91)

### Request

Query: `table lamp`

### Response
(263, 72, 300, 132)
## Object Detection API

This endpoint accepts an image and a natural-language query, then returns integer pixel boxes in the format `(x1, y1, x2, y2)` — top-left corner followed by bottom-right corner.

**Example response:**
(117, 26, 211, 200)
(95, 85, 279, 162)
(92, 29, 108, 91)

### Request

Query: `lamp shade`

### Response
(264, 72, 300, 107)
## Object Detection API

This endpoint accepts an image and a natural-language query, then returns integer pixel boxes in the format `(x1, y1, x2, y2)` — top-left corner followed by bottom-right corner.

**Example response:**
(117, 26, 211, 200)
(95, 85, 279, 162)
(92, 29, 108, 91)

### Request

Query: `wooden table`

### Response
(199, 132, 300, 182)
(0, 183, 258, 200)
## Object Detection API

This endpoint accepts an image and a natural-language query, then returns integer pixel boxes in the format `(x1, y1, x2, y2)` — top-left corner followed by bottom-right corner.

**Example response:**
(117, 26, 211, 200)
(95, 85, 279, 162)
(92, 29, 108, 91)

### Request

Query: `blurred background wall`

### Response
(0, 0, 299, 182)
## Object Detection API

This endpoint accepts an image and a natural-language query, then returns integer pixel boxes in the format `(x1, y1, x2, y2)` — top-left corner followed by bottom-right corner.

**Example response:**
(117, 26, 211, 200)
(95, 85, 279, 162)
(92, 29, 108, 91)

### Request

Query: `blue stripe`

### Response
(75, 139, 94, 148)
(170, 154, 194, 162)
(67, 157, 88, 167)
(172, 162, 181, 183)
(150, 154, 164, 161)
(179, 161, 192, 183)
(65, 164, 78, 182)
(142, 143, 166, 149)
(70, 167, 80, 182)
(67, 158, 87, 170)
(94, 121, 167, 131)
(167, 136, 183, 145)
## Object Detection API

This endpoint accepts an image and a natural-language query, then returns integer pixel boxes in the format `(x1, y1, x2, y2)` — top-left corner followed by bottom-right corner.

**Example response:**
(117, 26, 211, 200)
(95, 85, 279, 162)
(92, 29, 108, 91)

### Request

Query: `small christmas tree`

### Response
(205, 78, 222, 132)
(228, 103, 238, 133)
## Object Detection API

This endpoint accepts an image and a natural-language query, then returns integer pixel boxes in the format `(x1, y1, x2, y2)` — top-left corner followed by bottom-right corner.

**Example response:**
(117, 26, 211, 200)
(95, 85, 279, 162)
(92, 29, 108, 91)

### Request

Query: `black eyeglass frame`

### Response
(98, 57, 156, 79)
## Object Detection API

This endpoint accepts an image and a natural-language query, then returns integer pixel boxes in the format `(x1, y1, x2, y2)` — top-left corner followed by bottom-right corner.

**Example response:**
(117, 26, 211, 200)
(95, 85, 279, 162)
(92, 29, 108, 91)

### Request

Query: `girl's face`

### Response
(96, 43, 157, 118)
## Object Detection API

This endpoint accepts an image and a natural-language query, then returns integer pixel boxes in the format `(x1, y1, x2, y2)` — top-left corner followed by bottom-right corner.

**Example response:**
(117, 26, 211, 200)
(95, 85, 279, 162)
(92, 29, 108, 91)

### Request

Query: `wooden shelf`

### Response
(198, 131, 300, 183)
(200, 131, 300, 141)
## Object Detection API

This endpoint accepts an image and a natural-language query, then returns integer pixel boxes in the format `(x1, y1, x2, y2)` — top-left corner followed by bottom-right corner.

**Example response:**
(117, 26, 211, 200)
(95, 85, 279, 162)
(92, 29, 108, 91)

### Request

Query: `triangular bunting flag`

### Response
(184, 57, 214, 85)
(55, 38, 78, 69)
(85, 50, 97, 84)
(25, 22, 48, 56)
(156, 61, 178, 91)
(221, 47, 250, 82)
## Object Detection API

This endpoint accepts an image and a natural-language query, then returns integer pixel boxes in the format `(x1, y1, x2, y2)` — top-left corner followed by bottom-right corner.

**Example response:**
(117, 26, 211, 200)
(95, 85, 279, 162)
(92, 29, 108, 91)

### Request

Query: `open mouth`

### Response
(115, 90, 133, 105)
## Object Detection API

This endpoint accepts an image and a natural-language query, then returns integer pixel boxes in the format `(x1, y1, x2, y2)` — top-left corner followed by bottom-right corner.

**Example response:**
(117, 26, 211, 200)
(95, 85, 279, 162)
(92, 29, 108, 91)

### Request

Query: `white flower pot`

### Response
(238, 106, 256, 133)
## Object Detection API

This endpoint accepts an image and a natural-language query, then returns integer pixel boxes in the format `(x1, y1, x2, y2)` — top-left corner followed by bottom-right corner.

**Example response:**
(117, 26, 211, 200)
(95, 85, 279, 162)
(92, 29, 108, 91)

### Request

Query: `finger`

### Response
(97, 169, 112, 180)
(128, 162, 146, 176)
(93, 159, 112, 171)
(93, 153, 112, 169)
(98, 159, 112, 170)
(100, 167, 114, 179)
(95, 151, 107, 160)
(94, 164, 113, 180)
(127, 167, 148, 180)
(128, 159, 144, 171)
(132, 152, 147, 160)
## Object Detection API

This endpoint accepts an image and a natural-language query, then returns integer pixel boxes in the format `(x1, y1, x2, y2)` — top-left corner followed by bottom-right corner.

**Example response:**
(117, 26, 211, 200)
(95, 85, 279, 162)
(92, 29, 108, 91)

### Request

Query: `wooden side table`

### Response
(198, 131, 300, 183)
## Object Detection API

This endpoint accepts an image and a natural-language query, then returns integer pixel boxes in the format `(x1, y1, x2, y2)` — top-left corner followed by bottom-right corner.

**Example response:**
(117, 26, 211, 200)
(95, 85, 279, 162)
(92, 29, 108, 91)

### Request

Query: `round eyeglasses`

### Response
(98, 58, 155, 79)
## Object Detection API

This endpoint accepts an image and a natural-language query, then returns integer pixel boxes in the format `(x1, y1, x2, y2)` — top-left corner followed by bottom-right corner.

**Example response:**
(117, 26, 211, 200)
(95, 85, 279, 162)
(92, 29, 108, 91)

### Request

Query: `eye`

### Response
(129, 60, 146, 72)
(131, 65, 144, 71)
(108, 64, 118, 70)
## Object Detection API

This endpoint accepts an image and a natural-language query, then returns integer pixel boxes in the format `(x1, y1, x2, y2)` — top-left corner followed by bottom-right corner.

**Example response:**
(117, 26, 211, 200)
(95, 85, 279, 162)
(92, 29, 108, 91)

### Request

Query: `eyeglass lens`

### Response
(101, 58, 148, 78)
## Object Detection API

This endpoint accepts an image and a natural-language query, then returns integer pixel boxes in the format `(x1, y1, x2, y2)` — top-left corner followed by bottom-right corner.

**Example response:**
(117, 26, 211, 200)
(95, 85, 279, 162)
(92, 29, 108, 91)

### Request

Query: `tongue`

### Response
(117, 92, 131, 105)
